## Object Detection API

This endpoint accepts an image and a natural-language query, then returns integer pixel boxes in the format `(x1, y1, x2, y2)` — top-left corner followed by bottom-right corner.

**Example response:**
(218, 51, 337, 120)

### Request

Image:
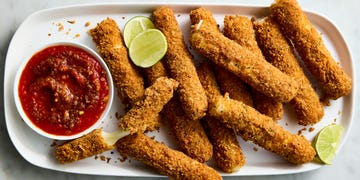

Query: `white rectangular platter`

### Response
(4, 3, 355, 177)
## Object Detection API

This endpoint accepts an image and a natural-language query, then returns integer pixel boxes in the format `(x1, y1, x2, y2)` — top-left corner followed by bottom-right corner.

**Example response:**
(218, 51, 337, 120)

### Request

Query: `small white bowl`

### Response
(13, 42, 114, 140)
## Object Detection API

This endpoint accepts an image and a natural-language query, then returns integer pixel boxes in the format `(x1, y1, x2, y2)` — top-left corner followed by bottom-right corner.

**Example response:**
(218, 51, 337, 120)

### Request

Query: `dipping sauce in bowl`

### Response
(14, 42, 113, 140)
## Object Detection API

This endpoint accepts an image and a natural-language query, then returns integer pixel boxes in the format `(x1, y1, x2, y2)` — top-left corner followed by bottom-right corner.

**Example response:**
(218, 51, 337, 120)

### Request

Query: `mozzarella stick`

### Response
(270, 0, 351, 100)
(143, 61, 213, 163)
(253, 17, 324, 125)
(214, 66, 253, 107)
(89, 18, 145, 107)
(118, 77, 178, 134)
(152, 6, 208, 120)
(223, 15, 283, 119)
(208, 94, 316, 165)
(55, 129, 128, 164)
(197, 62, 245, 172)
(116, 133, 222, 180)
(189, 10, 299, 103)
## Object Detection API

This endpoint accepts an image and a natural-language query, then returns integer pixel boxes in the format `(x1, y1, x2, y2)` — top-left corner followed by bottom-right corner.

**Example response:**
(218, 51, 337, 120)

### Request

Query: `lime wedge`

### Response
(129, 29, 167, 68)
(313, 124, 344, 164)
(123, 16, 155, 48)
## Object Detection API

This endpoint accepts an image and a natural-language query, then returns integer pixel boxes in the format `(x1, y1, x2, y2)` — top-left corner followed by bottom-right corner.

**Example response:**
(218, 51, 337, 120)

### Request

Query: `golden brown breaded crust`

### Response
(223, 15, 283, 120)
(214, 63, 253, 107)
(152, 6, 208, 120)
(162, 98, 213, 163)
(189, 7, 219, 29)
(203, 117, 245, 173)
(55, 129, 113, 164)
(143, 61, 169, 85)
(89, 18, 145, 107)
(116, 133, 222, 180)
(197, 62, 246, 172)
(253, 17, 324, 125)
(196, 61, 222, 101)
(189, 11, 299, 103)
(250, 90, 284, 120)
(118, 77, 179, 134)
(209, 95, 316, 165)
(270, 0, 352, 100)
(143, 61, 213, 163)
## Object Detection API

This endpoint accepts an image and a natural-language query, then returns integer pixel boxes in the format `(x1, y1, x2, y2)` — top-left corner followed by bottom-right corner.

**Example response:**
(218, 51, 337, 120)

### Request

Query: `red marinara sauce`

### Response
(18, 45, 109, 136)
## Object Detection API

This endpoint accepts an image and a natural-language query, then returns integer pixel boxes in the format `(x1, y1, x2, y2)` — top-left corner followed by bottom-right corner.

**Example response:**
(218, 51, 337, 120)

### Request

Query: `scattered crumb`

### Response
(177, 14, 181, 17)
(119, 156, 128, 163)
(74, 33, 81, 38)
(48, 33, 51, 37)
(100, 155, 106, 161)
(110, 151, 114, 154)
(309, 127, 315, 132)
(285, 122, 288, 126)
(122, 16, 126, 20)
(67, 20, 76, 24)
(253, 147, 258, 152)
(297, 127, 307, 135)
(85, 21, 91, 27)
(94, 155, 99, 160)
(50, 140, 58, 147)
(333, 118, 337, 123)
(106, 157, 111, 163)
(338, 110, 341, 115)
(57, 22, 64, 31)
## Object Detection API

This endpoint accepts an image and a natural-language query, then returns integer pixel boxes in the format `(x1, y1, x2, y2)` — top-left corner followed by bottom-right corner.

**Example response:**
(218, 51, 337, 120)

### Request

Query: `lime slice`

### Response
(313, 124, 344, 164)
(129, 29, 167, 68)
(123, 16, 155, 48)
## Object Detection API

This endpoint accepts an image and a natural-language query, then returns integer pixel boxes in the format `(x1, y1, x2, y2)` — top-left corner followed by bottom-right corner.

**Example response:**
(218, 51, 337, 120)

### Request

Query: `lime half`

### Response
(313, 124, 344, 164)
(129, 29, 168, 68)
(123, 16, 155, 48)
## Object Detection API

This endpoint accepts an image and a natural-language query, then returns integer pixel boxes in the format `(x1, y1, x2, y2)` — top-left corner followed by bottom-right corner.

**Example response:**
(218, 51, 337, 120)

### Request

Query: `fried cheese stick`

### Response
(253, 17, 324, 125)
(270, 0, 352, 100)
(152, 7, 208, 120)
(55, 129, 128, 164)
(118, 77, 178, 134)
(189, 9, 299, 103)
(208, 94, 316, 164)
(89, 18, 145, 107)
(214, 66, 253, 107)
(197, 62, 245, 172)
(223, 15, 283, 120)
(143, 61, 213, 163)
(116, 133, 222, 180)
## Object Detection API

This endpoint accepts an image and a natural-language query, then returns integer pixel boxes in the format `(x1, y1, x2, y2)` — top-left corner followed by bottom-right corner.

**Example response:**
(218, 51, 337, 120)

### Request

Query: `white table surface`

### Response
(1, 0, 359, 179)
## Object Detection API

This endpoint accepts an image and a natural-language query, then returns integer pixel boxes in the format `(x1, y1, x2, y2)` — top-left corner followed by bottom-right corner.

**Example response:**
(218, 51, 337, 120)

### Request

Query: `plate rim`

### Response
(3, 2, 356, 177)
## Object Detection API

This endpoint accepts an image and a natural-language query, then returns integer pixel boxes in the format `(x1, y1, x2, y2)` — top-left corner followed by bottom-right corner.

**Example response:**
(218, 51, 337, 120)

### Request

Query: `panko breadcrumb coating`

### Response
(152, 6, 208, 120)
(202, 117, 245, 173)
(209, 94, 316, 165)
(89, 18, 145, 107)
(143, 61, 213, 163)
(222, 15, 283, 119)
(253, 17, 324, 125)
(55, 129, 113, 164)
(116, 133, 222, 180)
(270, 0, 352, 100)
(118, 77, 179, 134)
(197, 62, 246, 172)
(189, 9, 299, 103)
